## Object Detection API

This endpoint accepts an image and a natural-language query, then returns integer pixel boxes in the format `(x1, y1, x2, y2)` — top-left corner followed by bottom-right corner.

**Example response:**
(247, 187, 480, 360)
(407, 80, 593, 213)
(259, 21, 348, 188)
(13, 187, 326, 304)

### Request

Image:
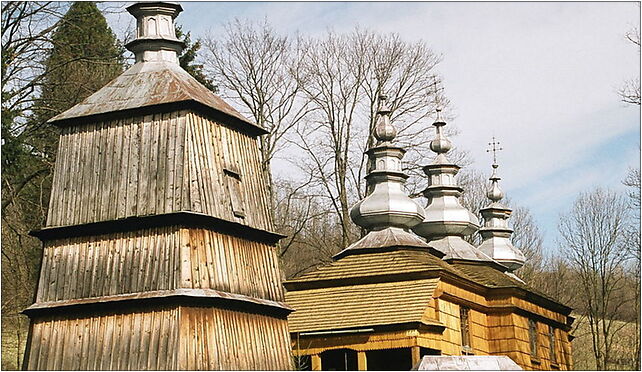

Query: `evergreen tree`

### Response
(29, 2, 124, 158)
(176, 24, 217, 92)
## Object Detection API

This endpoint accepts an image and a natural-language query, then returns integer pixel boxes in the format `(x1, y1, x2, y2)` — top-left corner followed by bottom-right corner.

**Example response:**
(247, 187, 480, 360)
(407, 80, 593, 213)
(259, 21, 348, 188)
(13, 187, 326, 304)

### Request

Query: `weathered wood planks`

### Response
(46, 111, 273, 232)
(26, 306, 180, 370)
(35, 227, 285, 304)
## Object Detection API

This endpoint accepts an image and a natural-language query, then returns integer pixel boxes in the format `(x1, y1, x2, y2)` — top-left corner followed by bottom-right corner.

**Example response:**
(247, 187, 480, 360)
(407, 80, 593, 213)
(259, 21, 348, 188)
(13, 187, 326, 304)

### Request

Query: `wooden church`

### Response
(284, 98, 574, 371)
(21, 2, 574, 371)
(22, 2, 293, 369)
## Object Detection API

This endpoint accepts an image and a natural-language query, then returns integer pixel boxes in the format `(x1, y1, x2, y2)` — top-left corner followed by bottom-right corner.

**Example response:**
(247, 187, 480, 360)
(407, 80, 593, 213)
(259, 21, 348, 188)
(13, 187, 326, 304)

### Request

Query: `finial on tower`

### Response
(125, 2, 185, 64)
(478, 138, 525, 272)
(373, 94, 397, 143)
(486, 137, 504, 202)
(429, 109, 452, 154)
(487, 136, 503, 168)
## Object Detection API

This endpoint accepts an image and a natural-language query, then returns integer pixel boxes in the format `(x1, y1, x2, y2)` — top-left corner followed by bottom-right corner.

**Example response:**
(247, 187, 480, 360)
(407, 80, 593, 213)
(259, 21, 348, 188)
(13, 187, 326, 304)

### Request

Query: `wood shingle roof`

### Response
(286, 278, 441, 333)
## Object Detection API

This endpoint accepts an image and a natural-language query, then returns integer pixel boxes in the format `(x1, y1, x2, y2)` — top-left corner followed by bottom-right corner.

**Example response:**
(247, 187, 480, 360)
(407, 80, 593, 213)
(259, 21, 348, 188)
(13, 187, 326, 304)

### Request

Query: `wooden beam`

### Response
(357, 351, 367, 371)
(411, 346, 421, 367)
(311, 354, 321, 371)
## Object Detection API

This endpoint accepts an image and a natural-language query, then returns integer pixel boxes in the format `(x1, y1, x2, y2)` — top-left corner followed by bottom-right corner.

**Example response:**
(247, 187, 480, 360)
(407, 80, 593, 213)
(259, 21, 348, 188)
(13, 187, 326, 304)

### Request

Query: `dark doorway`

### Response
(420, 347, 441, 356)
(366, 348, 412, 370)
(320, 348, 358, 371)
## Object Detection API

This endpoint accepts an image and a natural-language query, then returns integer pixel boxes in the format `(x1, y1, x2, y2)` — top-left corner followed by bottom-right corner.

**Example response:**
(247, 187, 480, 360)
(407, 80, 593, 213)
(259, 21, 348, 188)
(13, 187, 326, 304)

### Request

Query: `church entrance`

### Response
(320, 348, 358, 371)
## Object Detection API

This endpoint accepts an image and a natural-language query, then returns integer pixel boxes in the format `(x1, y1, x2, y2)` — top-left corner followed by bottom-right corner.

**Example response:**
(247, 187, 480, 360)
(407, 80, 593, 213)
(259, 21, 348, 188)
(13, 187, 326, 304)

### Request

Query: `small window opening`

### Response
(224, 165, 246, 218)
(548, 325, 557, 364)
(460, 307, 473, 355)
(529, 319, 539, 358)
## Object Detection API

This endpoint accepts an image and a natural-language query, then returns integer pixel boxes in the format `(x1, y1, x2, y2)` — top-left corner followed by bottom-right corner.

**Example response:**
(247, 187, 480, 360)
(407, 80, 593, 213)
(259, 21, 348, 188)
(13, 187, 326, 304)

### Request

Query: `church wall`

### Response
(469, 309, 490, 354)
(46, 110, 273, 232)
(35, 227, 285, 304)
(487, 312, 571, 370)
(25, 305, 180, 370)
(437, 280, 572, 370)
(178, 306, 292, 370)
(435, 299, 463, 356)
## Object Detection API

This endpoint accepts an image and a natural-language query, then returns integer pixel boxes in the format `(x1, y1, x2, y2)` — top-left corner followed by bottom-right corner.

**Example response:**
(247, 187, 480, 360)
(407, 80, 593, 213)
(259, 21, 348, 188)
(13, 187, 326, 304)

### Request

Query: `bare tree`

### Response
(619, 26, 640, 105)
(202, 19, 312, 200)
(273, 177, 346, 278)
(509, 206, 545, 283)
(358, 32, 449, 198)
(290, 29, 450, 248)
(290, 30, 371, 248)
(558, 188, 632, 370)
(622, 166, 641, 369)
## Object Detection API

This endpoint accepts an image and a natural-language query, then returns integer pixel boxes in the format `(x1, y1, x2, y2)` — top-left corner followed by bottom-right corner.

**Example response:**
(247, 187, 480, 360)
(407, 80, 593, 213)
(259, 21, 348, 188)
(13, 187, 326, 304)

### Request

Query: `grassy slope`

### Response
(571, 314, 639, 370)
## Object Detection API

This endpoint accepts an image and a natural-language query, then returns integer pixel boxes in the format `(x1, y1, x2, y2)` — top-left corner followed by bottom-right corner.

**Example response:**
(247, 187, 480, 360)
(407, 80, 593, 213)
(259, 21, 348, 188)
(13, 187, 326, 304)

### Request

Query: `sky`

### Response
(106, 1, 640, 253)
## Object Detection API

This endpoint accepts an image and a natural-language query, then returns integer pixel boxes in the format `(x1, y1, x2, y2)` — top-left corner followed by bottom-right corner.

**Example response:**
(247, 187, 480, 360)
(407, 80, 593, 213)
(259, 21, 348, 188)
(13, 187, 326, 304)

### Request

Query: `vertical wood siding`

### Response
(26, 306, 292, 371)
(36, 227, 285, 303)
(46, 111, 273, 232)
(179, 306, 292, 370)
(182, 228, 284, 301)
(26, 306, 179, 370)
(36, 226, 181, 303)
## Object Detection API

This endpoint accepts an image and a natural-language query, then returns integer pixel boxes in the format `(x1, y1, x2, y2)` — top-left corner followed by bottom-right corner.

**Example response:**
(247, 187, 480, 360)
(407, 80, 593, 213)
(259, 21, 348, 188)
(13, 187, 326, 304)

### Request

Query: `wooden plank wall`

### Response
(26, 306, 179, 370)
(179, 306, 292, 370)
(36, 226, 181, 303)
(183, 228, 284, 301)
(291, 330, 423, 356)
(36, 227, 285, 304)
(435, 300, 463, 356)
(289, 280, 573, 371)
(46, 110, 273, 232)
(26, 305, 294, 371)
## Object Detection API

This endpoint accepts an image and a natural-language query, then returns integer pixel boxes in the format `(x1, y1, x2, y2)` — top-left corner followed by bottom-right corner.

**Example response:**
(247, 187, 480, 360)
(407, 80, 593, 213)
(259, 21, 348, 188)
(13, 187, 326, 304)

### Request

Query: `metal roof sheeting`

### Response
(47, 61, 265, 134)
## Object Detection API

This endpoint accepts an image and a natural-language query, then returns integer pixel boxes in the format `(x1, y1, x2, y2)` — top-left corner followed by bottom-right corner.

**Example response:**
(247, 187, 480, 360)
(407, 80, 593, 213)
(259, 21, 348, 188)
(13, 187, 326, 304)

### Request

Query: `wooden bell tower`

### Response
(22, 2, 293, 369)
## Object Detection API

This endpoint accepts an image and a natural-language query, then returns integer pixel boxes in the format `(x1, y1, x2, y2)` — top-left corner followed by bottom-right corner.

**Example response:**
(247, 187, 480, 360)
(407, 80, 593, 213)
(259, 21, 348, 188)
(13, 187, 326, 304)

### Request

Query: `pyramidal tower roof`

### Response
(477, 139, 525, 271)
(412, 112, 503, 267)
(47, 2, 266, 136)
(335, 95, 430, 258)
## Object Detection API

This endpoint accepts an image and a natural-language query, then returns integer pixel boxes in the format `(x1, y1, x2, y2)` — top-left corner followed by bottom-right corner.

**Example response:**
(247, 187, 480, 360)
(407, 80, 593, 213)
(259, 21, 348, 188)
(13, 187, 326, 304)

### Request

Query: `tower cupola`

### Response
(349, 95, 425, 232)
(125, 2, 185, 64)
(412, 112, 498, 264)
(477, 139, 525, 271)
(336, 95, 429, 258)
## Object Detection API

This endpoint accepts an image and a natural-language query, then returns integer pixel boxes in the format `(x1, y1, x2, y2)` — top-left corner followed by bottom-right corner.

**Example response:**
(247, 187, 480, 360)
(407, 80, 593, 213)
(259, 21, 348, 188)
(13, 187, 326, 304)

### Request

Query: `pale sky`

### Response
(106, 1, 640, 253)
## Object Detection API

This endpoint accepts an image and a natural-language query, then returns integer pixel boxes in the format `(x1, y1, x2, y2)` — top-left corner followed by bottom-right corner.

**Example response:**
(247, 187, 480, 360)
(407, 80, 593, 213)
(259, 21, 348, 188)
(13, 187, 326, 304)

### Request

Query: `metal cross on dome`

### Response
(486, 137, 503, 166)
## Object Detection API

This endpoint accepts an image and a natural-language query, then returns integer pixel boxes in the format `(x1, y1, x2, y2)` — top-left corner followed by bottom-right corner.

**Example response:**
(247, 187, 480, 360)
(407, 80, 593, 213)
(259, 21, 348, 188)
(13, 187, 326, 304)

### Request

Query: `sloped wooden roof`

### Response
(286, 278, 441, 333)
(48, 61, 266, 135)
(286, 249, 457, 288)
(449, 262, 568, 309)
(284, 248, 573, 334)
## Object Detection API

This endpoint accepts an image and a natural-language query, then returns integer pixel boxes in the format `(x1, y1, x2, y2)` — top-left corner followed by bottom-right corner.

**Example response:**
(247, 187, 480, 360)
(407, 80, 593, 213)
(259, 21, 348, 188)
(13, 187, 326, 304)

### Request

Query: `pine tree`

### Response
(29, 2, 124, 158)
(176, 24, 217, 92)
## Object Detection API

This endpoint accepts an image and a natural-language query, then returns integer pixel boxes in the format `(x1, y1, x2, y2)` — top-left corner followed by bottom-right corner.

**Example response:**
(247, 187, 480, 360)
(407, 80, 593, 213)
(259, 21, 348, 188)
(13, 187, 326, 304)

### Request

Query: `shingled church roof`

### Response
(47, 61, 266, 135)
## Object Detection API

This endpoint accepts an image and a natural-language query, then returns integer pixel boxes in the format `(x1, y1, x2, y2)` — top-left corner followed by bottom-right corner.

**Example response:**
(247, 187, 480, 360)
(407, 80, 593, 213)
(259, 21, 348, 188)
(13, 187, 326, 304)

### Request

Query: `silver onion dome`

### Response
(477, 159, 525, 272)
(349, 95, 425, 232)
(412, 111, 498, 264)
